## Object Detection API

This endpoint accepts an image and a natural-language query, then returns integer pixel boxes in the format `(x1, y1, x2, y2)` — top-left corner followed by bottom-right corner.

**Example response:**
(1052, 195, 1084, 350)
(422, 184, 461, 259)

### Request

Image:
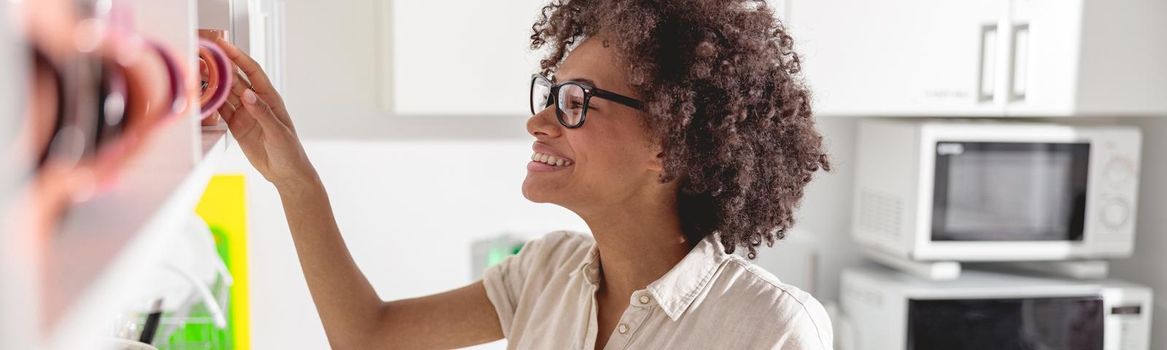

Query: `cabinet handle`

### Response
(1008, 23, 1030, 103)
(977, 24, 999, 103)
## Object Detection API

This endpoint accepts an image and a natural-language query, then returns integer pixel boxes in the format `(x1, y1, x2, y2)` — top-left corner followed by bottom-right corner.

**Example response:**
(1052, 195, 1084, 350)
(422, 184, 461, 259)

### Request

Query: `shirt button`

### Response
(618, 324, 629, 334)
(638, 295, 651, 304)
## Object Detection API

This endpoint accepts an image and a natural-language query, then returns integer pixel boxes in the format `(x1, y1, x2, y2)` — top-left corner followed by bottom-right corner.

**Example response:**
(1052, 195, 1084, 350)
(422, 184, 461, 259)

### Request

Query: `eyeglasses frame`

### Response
(529, 74, 644, 129)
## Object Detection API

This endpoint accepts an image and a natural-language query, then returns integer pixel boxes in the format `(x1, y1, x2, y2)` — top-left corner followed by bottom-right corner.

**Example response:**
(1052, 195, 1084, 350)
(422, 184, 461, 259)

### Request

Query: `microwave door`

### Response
(931, 142, 1091, 242)
(907, 297, 1104, 350)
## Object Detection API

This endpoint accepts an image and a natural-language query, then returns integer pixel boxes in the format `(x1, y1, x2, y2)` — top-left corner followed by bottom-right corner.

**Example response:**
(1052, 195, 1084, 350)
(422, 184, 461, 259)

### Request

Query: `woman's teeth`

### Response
(531, 152, 573, 167)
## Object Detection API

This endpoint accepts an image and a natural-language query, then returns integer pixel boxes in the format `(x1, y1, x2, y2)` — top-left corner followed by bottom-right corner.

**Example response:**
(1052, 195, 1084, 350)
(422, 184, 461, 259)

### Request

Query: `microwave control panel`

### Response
(1091, 133, 1141, 246)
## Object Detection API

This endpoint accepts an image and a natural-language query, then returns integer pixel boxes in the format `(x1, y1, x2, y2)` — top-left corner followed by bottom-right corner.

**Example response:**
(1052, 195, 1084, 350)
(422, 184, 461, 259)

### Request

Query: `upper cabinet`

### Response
(381, 0, 546, 117)
(785, 0, 1167, 117)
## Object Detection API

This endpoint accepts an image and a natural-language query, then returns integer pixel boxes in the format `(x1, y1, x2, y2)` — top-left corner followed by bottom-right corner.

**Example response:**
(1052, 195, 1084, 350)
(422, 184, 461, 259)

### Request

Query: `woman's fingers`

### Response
(222, 48, 298, 131)
(232, 69, 297, 131)
(213, 38, 297, 139)
(226, 92, 241, 115)
(219, 102, 256, 140)
(216, 37, 279, 101)
(227, 71, 247, 110)
(218, 102, 237, 123)
(240, 88, 285, 133)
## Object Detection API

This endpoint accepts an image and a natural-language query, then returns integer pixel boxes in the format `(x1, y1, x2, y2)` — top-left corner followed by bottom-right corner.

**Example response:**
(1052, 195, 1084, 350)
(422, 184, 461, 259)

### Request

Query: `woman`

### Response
(217, 0, 831, 348)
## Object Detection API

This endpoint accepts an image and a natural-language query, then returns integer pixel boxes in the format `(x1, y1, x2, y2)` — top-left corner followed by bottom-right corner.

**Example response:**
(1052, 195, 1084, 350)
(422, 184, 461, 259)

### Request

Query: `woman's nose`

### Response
(526, 105, 562, 139)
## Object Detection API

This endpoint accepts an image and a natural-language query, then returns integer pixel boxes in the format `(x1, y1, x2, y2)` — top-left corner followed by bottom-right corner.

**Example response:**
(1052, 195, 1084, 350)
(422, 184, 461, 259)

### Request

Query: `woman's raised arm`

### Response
(216, 38, 504, 349)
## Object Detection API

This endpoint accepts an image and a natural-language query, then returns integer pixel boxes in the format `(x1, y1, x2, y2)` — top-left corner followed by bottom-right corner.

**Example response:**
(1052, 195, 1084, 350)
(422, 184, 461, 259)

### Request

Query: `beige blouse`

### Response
(483, 231, 833, 349)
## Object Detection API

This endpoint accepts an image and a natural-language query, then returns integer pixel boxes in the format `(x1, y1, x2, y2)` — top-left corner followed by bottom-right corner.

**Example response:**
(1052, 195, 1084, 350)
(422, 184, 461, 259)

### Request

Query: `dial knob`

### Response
(1100, 198, 1132, 229)
(1104, 158, 1136, 186)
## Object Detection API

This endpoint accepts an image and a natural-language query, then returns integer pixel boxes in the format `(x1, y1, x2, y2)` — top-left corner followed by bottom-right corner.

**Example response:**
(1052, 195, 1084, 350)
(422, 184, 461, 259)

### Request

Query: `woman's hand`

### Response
(215, 38, 317, 191)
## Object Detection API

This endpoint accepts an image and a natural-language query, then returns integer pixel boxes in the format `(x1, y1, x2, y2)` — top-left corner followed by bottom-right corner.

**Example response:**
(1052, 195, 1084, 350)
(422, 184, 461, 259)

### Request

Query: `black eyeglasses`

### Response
(530, 74, 644, 129)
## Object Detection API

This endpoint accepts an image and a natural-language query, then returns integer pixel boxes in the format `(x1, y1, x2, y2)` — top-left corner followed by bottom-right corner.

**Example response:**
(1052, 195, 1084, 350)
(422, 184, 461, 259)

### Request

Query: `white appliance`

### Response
(840, 265, 1152, 350)
(853, 120, 1141, 263)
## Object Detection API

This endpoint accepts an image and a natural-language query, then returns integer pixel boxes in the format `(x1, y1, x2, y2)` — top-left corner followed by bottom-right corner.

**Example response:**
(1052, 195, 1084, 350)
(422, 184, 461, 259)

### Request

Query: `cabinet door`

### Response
(788, 0, 1009, 116)
(383, 0, 546, 116)
(1005, 0, 1083, 116)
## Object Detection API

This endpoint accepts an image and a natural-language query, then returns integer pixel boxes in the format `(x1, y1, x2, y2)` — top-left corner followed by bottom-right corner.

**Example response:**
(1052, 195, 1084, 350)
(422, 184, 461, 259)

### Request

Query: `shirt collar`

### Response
(573, 244, 603, 285)
(572, 234, 727, 321)
(647, 234, 726, 321)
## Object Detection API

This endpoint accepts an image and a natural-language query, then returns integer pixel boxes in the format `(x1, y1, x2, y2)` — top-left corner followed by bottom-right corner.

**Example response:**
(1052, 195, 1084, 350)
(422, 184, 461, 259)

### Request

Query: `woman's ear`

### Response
(648, 145, 666, 172)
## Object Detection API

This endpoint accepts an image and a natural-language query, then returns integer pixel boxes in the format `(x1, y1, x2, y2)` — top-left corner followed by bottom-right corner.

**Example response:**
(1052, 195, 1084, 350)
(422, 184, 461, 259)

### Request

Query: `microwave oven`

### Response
(840, 265, 1152, 350)
(853, 120, 1141, 262)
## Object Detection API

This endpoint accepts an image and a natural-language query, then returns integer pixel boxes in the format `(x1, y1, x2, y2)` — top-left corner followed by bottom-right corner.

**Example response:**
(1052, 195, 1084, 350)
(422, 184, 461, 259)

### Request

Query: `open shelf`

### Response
(44, 126, 229, 350)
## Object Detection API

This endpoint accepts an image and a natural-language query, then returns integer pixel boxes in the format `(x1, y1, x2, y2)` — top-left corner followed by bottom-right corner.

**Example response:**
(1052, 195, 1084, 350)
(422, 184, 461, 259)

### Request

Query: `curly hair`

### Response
(531, 0, 830, 258)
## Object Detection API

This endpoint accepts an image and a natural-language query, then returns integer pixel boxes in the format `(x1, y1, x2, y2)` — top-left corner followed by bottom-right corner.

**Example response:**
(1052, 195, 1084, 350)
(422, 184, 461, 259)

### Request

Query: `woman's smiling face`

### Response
(522, 37, 663, 213)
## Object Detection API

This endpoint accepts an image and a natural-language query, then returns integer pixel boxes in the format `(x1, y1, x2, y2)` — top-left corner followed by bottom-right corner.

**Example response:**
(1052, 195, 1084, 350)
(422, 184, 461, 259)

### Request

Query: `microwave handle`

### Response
(977, 23, 999, 103)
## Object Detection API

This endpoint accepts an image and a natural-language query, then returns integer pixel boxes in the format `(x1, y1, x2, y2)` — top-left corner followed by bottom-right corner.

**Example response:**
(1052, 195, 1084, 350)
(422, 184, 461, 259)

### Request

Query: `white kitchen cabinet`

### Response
(380, 0, 547, 117)
(787, 0, 1008, 117)
(786, 0, 1167, 117)
(1007, 0, 1167, 116)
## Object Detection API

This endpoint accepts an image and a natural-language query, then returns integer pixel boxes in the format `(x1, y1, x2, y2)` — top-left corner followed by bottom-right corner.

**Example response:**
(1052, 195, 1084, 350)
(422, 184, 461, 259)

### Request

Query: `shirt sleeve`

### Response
(775, 294, 835, 350)
(481, 248, 524, 338)
(480, 231, 586, 338)
(777, 310, 834, 350)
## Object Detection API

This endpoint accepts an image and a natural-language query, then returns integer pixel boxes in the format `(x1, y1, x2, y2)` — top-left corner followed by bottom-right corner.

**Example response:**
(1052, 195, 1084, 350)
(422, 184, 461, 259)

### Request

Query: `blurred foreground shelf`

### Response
(0, 0, 282, 348)
(44, 127, 229, 350)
